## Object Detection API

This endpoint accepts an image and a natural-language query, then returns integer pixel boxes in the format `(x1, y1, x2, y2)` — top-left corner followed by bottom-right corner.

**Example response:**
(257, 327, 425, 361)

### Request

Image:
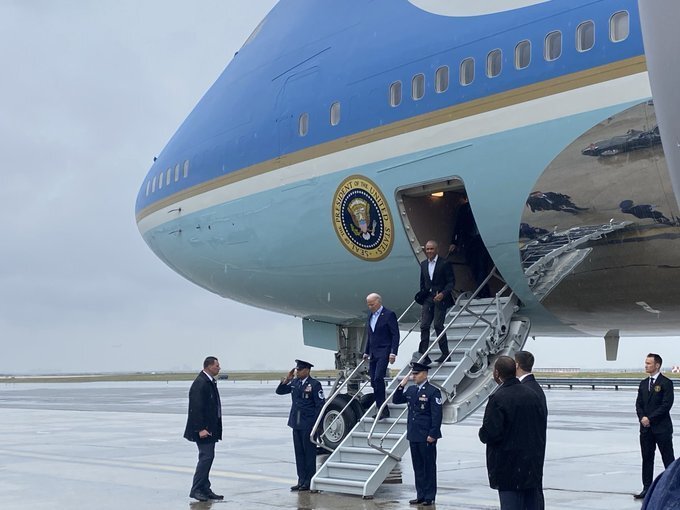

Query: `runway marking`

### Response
(0, 448, 292, 485)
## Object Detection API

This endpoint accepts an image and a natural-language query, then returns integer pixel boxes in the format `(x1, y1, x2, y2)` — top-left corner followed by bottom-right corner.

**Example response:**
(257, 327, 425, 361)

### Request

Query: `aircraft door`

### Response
(275, 67, 319, 156)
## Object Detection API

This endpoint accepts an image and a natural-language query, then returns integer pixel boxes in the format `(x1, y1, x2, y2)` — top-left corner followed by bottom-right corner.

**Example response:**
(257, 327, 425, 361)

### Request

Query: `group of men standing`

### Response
(182, 349, 675, 506)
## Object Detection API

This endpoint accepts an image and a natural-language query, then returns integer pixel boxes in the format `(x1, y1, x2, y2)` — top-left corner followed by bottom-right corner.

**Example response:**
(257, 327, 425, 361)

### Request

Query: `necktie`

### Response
(649, 377, 654, 392)
(214, 380, 222, 418)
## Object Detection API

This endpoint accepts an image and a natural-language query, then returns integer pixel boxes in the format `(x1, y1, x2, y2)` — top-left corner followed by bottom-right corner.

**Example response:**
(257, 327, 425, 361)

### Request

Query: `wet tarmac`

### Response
(0, 380, 677, 509)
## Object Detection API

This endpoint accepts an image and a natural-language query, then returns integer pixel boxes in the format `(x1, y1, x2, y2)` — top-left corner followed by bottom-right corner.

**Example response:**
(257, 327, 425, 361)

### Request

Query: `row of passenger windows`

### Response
(294, 11, 630, 136)
(145, 160, 190, 196)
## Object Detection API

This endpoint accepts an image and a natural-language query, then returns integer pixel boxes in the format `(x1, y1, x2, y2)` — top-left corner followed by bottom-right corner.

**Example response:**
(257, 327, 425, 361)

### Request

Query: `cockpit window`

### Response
(610, 11, 629, 42)
(146, 180, 151, 196)
(183, 160, 189, 178)
(157, 171, 163, 189)
(166, 168, 172, 186)
(151, 176, 157, 193)
(174, 164, 180, 182)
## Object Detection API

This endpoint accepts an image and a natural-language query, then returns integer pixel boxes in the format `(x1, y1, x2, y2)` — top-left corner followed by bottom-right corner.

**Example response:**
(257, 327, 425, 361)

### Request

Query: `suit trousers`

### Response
(498, 488, 540, 510)
(292, 427, 317, 487)
(191, 441, 215, 494)
(465, 236, 492, 298)
(410, 441, 437, 502)
(419, 298, 448, 356)
(369, 355, 389, 409)
(640, 429, 675, 488)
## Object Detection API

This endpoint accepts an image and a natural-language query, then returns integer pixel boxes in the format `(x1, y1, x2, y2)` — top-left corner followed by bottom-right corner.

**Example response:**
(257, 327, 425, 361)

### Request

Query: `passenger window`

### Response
(544, 31, 562, 61)
(298, 112, 309, 136)
(166, 168, 172, 186)
(486, 49, 502, 78)
(435, 66, 449, 93)
(146, 181, 151, 197)
(515, 40, 531, 69)
(412, 73, 425, 100)
(158, 172, 163, 189)
(174, 164, 180, 182)
(330, 102, 341, 126)
(390, 81, 402, 107)
(460, 58, 475, 85)
(183, 160, 189, 178)
(152, 176, 157, 193)
(610, 11, 629, 42)
(577, 21, 595, 51)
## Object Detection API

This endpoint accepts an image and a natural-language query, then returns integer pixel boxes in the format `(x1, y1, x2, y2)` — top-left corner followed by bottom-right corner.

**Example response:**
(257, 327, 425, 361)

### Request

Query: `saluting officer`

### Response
(393, 361, 443, 507)
(276, 359, 325, 491)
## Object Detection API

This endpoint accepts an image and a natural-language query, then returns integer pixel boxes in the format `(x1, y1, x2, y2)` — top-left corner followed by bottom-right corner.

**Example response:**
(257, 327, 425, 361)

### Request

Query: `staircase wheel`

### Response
(321, 394, 357, 450)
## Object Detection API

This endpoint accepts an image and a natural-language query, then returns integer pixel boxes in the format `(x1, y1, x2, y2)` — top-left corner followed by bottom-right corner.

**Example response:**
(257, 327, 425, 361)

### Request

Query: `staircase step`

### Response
(326, 462, 375, 481)
(312, 476, 366, 496)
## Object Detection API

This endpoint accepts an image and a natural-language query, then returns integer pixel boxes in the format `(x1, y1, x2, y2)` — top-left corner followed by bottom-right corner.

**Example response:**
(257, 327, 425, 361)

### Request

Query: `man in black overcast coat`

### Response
(515, 351, 547, 510)
(184, 356, 223, 502)
(480, 356, 546, 510)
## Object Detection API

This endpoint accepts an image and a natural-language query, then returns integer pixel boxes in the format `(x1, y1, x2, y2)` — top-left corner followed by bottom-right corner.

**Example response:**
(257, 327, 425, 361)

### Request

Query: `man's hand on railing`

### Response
(389, 354, 396, 365)
(362, 353, 369, 360)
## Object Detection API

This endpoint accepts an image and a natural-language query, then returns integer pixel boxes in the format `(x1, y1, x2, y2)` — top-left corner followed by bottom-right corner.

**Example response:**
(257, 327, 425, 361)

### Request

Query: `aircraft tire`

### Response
(321, 394, 357, 450)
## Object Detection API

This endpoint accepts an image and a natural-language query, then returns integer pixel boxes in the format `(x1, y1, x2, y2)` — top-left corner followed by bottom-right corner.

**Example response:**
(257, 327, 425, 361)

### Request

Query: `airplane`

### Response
(135, 0, 680, 495)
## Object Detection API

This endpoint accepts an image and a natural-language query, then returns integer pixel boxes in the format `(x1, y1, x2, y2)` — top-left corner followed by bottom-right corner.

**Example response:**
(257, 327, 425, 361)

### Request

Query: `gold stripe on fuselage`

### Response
(136, 55, 647, 223)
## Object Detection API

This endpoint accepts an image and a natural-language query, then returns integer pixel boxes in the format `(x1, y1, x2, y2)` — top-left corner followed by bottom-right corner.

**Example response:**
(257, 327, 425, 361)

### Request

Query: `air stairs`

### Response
(311, 274, 531, 497)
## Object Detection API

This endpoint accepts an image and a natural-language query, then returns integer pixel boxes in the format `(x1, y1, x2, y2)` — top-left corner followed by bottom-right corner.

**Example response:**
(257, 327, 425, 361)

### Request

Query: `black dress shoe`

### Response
(206, 489, 224, 500)
(409, 498, 423, 505)
(633, 488, 648, 499)
(434, 354, 449, 363)
(297, 485, 310, 491)
(290, 484, 301, 491)
(189, 491, 209, 502)
(421, 501, 434, 507)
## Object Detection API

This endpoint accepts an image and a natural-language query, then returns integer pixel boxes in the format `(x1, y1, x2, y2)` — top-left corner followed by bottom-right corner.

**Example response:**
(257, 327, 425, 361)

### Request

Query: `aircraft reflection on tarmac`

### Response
(1, 381, 677, 509)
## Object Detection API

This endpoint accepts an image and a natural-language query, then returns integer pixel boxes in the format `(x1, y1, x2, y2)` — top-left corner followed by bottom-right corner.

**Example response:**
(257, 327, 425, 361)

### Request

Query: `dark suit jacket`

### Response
(479, 378, 546, 491)
(364, 307, 399, 357)
(636, 373, 674, 435)
(451, 201, 479, 246)
(184, 371, 223, 443)
(393, 381, 442, 442)
(420, 256, 455, 299)
(521, 374, 548, 475)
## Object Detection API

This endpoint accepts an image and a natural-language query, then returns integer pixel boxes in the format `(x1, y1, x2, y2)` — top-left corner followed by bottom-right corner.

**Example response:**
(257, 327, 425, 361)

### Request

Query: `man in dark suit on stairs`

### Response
(184, 356, 224, 502)
(418, 240, 455, 364)
(363, 292, 399, 420)
(634, 353, 675, 500)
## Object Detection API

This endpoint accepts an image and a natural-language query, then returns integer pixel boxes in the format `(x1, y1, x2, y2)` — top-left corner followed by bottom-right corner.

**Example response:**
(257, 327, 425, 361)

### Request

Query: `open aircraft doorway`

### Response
(395, 180, 502, 300)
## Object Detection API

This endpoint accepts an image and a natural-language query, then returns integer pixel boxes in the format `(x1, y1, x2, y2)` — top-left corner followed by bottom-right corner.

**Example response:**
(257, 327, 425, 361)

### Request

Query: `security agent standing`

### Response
(276, 359, 325, 491)
(479, 356, 545, 510)
(634, 353, 675, 500)
(393, 361, 443, 507)
(183, 356, 224, 502)
(515, 351, 547, 510)
(363, 292, 399, 420)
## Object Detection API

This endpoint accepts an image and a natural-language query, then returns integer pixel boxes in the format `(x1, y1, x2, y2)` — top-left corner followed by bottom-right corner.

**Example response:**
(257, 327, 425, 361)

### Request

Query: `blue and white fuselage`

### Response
(135, 0, 680, 349)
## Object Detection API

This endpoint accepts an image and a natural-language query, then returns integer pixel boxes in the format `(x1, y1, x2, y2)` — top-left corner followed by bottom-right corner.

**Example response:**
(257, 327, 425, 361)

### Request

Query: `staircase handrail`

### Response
(367, 269, 514, 454)
(309, 300, 420, 448)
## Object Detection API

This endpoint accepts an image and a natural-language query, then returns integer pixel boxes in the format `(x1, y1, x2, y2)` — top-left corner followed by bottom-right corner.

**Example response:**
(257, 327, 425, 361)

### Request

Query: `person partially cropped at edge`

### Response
(276, 359, 325, 492)
(183, 356, 224, 502)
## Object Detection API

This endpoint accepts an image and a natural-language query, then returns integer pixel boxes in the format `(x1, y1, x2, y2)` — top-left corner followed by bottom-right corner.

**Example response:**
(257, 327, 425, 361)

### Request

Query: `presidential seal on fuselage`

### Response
(332, 175, 393, 261)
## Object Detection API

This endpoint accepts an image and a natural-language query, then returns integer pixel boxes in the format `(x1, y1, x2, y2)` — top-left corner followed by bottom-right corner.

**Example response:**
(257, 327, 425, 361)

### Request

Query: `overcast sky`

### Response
(1, 1, 678, 375)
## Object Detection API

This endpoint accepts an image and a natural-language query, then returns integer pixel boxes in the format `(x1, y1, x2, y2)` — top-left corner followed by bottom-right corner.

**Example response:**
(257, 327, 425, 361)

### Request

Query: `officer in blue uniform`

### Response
(393, 361, 443, 507)
(275, 359, 325, 491)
